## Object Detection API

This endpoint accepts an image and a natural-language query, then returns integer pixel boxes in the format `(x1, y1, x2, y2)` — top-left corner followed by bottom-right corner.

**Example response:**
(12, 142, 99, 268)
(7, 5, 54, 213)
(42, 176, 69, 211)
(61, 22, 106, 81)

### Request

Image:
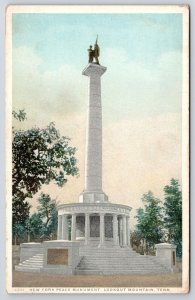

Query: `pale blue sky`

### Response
(12, 13, 183, 122)
(13, 13, 182, 70)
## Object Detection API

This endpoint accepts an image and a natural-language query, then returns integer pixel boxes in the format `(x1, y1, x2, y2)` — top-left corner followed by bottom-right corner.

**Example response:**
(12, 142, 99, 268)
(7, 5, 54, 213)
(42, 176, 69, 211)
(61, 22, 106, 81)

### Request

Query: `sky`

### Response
(12, 12, 183, 228)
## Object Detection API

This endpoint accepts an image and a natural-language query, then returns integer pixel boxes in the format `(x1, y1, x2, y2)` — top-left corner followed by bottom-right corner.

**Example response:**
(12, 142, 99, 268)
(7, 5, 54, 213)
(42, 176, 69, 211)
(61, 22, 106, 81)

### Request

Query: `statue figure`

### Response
(88, 35, 100, 64)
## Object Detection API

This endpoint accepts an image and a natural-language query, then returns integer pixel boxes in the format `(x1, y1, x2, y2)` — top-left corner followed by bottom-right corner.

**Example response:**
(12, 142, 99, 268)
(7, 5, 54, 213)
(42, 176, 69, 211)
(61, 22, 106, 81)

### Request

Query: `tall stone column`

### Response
(62, 215, 69, 240)
(126, 216, 130, 246)
(57, 215, 62, 240)
(119, 217, 123, 246)
(122, 215, 127, 247)
(113, 214, 119, 246)
(85, 213, 90, 245)
(99, 213, 105, 247)
(79, 63, 108, 204)
(71, 214, 76, 241)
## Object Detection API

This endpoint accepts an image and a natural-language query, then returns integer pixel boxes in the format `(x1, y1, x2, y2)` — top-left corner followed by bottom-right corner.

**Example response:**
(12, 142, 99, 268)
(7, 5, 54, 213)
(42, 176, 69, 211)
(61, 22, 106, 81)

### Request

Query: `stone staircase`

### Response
(75, 246, 170, 275)
(15, 253, 44, 273)
(15, 246, 171, 275)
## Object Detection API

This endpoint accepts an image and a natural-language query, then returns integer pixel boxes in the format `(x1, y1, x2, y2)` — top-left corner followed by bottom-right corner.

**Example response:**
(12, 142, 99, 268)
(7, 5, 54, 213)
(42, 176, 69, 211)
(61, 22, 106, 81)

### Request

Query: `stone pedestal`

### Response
(42, 240, 80, 275)
(79, 63, 108, 204)
(155, 243, 178, 272)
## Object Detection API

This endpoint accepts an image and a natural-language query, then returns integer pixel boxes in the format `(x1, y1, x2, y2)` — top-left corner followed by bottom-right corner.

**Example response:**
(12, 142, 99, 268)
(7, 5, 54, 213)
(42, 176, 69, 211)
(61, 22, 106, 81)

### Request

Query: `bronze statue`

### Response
(88, 35, 100, 64)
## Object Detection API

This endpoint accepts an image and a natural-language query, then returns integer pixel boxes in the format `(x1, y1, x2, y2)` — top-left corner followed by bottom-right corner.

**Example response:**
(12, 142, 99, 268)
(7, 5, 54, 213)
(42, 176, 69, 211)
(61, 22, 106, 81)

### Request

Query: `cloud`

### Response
(101, 47, 182, 122)
(13, 46, 182, 229)
(13, 46, 88, 127)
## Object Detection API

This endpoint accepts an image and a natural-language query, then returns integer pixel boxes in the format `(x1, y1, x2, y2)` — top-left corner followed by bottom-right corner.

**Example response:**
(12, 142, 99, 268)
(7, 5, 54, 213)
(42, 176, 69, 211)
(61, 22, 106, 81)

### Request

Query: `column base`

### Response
(79, 191, 108, 203)
(98, 243, 106, 248)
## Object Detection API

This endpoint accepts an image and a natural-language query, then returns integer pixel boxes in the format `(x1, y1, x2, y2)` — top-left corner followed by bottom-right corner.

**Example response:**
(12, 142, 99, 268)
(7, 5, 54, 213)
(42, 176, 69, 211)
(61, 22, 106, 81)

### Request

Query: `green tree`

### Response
(135, 191, 164, 254)
(163, 179, 182, 257)
(130, 230, 142, 253)
(29, 193, 58, 240)
(28, 212, 43, 240)
(12, 111, 78, 244)
(12, 121, 78, 201)
(12, 195, 31, 245)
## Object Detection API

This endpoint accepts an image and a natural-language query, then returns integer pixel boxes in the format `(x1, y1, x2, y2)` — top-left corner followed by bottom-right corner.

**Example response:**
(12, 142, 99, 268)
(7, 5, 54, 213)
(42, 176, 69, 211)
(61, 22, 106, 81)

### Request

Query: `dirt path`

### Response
(12, 271, 182, 288)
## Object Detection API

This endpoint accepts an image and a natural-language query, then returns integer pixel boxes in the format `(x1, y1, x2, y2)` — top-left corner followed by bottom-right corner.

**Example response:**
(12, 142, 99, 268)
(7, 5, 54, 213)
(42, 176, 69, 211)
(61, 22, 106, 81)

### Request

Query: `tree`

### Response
(28, 212, 43, 240)
(37, 193, 58, 239)
(163, 179, 182, 257)
(130, 230, 142, 253)
(12, 195, 31, 245)
(135, 191, 164, 254)
(12, 110, 78, 243)
(12, 121, 78, 201)
(29, 193, 58, 241)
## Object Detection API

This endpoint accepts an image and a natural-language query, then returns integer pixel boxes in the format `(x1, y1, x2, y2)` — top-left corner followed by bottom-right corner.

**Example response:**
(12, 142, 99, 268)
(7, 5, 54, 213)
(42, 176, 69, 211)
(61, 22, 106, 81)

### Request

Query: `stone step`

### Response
(78, 264, 168, 270)
(15, 266, 41, 273)
(79, 257, 157, 263)
(19, 260, 43, 267)
(76, 250, 170, 275)
(15, 252, 44, 273)
(75, 269, 169, 275)
(78, 262, 167, 270)
(28, 258, 43, 262)
(79, 263, 165, 269)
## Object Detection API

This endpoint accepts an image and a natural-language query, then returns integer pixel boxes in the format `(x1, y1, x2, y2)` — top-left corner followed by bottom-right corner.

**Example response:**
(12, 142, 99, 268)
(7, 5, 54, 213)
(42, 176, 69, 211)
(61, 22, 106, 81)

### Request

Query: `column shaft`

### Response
(57, 215, 62, 239)
(85, 75, 102, 191)
(71, 214, 76, 241)
(99, 214, 105, 246)
(122, 215, 127, 246)
(113, 214, 119, 246)
(119, 217, 123, 246)
(85, 213, 90, 245)
(62, 215, 69, 240)
(126, 216, 130, 246)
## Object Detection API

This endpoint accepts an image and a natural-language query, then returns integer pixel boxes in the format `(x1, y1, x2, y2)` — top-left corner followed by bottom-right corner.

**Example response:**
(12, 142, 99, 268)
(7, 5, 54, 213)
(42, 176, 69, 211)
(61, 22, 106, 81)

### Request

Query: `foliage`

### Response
(12, 122, 78, 201)
(130, 230, 142, 251)
(12, 109, 27, 122)
(135, 191, 164, 253)
(29, 193, 58, 240)
(163, 178, 182, 257)
(28, 212, 43, 239)
(12, 111, 78, 243)
(12, 195, 31, 244)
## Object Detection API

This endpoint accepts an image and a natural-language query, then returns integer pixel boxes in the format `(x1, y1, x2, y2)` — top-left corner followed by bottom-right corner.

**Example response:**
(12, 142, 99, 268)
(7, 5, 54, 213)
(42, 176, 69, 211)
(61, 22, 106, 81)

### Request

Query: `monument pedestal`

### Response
(41, 240, 80, 275)
(79, 190, 108, 203)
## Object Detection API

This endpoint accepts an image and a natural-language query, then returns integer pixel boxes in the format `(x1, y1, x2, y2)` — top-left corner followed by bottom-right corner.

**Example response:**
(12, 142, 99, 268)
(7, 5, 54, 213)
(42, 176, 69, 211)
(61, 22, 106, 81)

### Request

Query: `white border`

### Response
(5, 4, 189, 294)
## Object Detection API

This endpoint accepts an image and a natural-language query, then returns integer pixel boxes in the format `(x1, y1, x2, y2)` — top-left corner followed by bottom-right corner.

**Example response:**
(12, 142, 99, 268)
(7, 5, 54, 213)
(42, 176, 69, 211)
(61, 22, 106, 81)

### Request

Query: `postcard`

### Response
(6, 5, 189, 294)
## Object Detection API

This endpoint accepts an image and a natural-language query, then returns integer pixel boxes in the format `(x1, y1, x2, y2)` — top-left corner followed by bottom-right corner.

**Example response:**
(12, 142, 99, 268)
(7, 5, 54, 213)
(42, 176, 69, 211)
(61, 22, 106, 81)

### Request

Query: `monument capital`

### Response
(82, 63, 107, 77)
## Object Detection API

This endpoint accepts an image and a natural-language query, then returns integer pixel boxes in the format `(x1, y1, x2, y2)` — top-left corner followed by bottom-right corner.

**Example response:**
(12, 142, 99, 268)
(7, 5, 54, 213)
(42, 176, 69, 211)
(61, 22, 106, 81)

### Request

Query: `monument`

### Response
(15, 38, 178, 275)
(57, 37, 131, 249)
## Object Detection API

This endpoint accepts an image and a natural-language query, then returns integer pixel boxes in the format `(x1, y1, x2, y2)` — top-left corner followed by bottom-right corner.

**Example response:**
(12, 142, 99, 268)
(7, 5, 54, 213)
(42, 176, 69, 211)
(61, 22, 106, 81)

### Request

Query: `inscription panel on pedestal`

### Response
(47, 249, 68, 265)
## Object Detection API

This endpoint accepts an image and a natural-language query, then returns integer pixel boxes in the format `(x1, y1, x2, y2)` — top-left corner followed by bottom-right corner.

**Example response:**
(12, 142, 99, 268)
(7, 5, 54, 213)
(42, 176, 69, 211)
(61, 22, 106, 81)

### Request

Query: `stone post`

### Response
(99, 213, 105, 247)
(71, 214, 76, 241)
(57, 215, 62, 240)
(113, 214, 119, 246)
(85, 213, 90, 245)
(62, 215, 69, 240)
(155, 243, 178, 272)
(122, 215, 127, 247)
(79, 63, 108, 203)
